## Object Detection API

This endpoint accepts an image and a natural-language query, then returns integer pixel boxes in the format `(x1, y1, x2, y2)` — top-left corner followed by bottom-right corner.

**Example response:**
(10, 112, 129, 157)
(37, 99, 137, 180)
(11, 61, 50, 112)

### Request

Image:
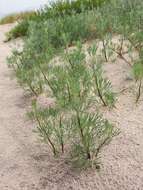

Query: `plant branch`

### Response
(102, 39, 108, 62)
(35, 114, 57, 156)
(136, 79, 142, 103)
(94, 74, 107, 106)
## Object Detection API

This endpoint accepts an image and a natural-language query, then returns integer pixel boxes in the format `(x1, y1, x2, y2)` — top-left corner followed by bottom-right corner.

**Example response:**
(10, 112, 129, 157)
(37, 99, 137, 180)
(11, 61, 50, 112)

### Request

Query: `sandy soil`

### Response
(0, 24, 143, 190)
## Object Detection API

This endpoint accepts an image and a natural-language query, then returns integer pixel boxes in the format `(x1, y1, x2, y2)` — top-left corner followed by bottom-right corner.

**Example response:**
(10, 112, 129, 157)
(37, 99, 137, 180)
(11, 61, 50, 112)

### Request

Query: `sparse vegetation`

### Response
(7, 0, 143, 168)
(0, 11, 37, 25)
(27, 43, 117, 168)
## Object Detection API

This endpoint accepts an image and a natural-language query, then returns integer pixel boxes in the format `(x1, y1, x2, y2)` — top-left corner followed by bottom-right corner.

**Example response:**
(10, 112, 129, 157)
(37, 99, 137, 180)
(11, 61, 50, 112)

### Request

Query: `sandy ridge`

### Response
(0, 24, 143, 190)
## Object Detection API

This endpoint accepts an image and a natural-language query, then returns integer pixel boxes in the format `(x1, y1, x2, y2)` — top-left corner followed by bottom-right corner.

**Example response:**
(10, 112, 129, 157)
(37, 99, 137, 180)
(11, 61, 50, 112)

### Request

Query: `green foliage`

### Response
(8, 0, 143, 169)
(29, 100, 68, 155)
(5, 20, 29, 41)
(88, 44, 116, 107)
(5, 10, 93, 43)
(5, 0, 109, 41)
(4, 0, 143, 43)
(133, 62, 143, 81)
(133, 61, 143, 102)
(43, 12, 91, 48)
(70, 111, 116, 168)
(93, 63, 116, 107)
(42, 0, 109, 18)
(26, 44, 117, 168)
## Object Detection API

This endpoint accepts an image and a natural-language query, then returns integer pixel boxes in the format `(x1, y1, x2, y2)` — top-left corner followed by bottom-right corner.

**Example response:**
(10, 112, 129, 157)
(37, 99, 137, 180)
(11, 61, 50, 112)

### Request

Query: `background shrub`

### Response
(5, 0, 110, 41)
(0, 11, 37, 25)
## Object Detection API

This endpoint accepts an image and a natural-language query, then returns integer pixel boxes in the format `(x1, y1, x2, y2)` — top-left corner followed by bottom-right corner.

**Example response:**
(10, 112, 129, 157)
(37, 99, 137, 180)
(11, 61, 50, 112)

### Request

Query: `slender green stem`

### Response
(67, 83, 71, 102)
(102, 39, 108, 62)
(94, 73, 107, 106)
(76, 111, 91, 160)
(28, 83, 38, 97)
(119, 37, 124, 55)
(94, 137, 109, 159)
(110, 47, 132, 67)
(136, 79, 142, 103)
(59, 116, 64, 153)
(35, 114, 57, 156)
(38, 65, 56, 95)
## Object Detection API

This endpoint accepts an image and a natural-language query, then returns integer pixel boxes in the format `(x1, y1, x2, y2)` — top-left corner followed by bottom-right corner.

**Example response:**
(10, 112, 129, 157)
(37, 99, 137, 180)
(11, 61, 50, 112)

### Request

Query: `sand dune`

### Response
(0, 24, 143, 190)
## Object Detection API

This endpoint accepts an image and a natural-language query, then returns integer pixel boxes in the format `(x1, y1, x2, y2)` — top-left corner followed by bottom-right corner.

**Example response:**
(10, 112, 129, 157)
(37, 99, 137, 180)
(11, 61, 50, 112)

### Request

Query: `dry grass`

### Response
(0, 11, 37, 25)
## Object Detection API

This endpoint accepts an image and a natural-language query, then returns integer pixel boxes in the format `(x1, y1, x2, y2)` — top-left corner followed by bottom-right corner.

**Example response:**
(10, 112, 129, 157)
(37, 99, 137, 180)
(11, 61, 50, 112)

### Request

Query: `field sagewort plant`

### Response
(28, 43, 117, 168)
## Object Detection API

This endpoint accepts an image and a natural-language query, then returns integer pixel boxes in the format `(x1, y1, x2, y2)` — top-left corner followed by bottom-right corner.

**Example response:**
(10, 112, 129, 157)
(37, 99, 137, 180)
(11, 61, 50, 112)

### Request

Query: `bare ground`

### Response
(0, 24, 143, 190)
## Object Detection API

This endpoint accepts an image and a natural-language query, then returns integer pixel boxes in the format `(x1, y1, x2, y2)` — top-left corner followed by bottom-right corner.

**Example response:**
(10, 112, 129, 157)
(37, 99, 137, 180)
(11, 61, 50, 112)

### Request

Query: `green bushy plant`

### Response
(70, 112, 116, 168)
(26, 43, 117, 168)
(43, 12, 90, 48)
(5, 0, 109, 41)
(5, 20, 29, 42)
(7, 23, 56, 95)
(42, 0, 109, 19)
(8, 0, 143, 169)
(5, 0, 143, 43)
(29, 100, 69, 155)
(88, 44, 116, 107)
(5, 12, 40, 42)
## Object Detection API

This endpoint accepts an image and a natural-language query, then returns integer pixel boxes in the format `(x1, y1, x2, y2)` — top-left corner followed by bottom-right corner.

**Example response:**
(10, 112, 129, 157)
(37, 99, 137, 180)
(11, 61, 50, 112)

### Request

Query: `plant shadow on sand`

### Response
(31, 152, 84, 189)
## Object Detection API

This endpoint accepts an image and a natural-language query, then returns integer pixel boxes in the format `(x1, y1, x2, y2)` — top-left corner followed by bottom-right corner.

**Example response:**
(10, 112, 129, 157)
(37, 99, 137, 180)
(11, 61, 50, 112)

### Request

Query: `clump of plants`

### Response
(8, 0, 143, 170)
(27, 43, 117, 168)
(5, 0, 109, 41)
(5, 19, 29, 42)
(88, 44, 116, 106)
(42, 0, 109, 19)
(7, 22, 56, 96)
(29, 101, 67, 156)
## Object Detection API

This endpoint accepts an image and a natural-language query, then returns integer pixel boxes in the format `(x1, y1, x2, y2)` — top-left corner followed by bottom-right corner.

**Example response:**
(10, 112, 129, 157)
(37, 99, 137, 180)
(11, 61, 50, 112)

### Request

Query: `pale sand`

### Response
(0, 24, 143, 190)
